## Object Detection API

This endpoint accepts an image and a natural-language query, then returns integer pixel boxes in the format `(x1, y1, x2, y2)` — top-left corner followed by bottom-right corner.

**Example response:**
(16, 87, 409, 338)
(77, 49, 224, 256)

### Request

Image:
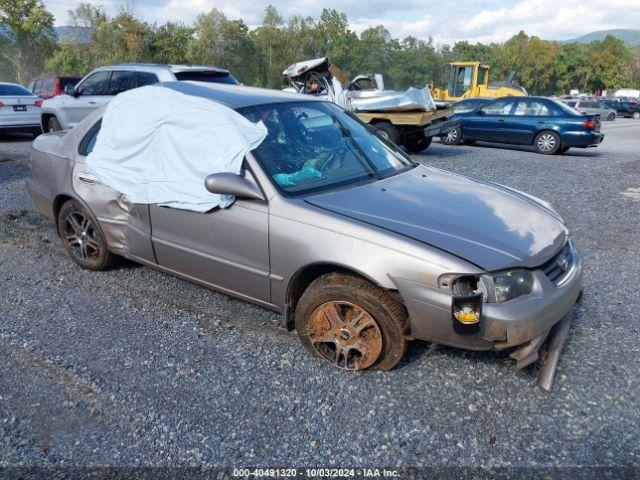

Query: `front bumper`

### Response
(394, 246, 583, 352)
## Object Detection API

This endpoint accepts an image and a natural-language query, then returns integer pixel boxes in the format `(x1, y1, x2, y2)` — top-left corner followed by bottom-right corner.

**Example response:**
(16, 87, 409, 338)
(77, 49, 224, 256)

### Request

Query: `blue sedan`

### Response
(447, 96, 604, 154)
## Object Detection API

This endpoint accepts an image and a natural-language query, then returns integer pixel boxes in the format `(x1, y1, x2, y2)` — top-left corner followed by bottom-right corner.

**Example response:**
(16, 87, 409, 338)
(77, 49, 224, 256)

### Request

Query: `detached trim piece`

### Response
(537, 313, 572, 391)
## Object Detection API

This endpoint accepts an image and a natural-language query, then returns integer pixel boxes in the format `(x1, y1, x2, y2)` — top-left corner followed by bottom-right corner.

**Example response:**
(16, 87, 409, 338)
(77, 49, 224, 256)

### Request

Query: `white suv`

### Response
(41, 63, 238, 132)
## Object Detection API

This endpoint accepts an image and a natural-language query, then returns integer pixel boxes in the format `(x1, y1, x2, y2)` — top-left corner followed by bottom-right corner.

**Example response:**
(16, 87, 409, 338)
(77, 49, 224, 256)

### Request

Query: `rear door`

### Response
(463, 99, 516, 142)
(507, 99, 554, 144)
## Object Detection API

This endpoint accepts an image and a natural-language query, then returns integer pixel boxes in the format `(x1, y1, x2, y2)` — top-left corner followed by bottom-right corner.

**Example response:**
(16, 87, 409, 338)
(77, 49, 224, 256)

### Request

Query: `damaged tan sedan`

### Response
(26, 82, 582, 390)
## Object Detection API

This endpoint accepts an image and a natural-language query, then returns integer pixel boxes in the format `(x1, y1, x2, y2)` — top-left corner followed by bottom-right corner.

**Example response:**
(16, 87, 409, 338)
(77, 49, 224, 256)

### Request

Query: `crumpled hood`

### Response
(305, 166, 568, 271)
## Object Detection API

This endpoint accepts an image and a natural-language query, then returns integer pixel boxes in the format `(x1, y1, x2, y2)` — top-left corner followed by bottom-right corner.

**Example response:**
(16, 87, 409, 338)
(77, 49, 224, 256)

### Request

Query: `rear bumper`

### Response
(562, 131, 604, 147)
(0, 123, 42, 132)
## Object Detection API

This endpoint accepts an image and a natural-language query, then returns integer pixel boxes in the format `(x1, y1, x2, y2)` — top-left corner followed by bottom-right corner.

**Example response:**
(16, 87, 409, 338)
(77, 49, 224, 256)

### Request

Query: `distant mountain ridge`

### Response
(54, 26, 91, 43)
(560, 29, 640, 47)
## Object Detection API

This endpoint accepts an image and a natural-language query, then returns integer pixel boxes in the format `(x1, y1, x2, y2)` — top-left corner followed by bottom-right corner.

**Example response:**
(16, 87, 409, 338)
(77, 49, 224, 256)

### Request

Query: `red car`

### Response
(26, 75, 81, 100)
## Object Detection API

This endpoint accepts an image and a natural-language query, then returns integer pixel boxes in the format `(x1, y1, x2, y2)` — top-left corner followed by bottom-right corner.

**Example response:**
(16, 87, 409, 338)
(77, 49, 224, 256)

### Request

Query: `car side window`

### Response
(525, 100, 551, 116)
(136, 72, 159, 87)
(77, 71, 111, 96)
(482, 100, 514, 115)
(33, 80, 42, 95)
(109, 71, 136, 95)
(44, 77, 55, 96)
(78, 120, 102, 156)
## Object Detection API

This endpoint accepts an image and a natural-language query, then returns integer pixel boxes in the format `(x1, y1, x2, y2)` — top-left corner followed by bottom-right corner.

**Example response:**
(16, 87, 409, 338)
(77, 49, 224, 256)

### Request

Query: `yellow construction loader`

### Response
(430, 61, 527, 107)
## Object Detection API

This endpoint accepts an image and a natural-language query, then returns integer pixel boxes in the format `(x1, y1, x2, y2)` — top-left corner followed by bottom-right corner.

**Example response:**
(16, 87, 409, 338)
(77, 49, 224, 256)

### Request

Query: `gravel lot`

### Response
(1, 120, 639, 475)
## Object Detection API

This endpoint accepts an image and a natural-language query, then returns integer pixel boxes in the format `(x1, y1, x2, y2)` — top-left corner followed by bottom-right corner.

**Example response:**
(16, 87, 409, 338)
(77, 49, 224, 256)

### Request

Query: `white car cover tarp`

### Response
(86, 85, 267, 212)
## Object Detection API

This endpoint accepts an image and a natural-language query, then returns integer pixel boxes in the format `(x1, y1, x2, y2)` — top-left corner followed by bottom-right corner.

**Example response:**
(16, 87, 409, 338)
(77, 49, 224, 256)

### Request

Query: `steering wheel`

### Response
(316, 145, 349, 172)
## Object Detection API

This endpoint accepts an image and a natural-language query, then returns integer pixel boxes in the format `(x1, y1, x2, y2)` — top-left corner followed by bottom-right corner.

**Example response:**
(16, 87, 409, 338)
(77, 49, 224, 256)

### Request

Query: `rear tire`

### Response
(534, 131, 560, 155)
(442, 126, 462, 145)
(606, 112, 616, 121)
(294, 273, 408, 371)
(404, 133, 432, 153)
(57, 200, 114, 271)
(633, 112, 640, 120)
(48, 116, 62, 132)
(373, 122, 400, 145)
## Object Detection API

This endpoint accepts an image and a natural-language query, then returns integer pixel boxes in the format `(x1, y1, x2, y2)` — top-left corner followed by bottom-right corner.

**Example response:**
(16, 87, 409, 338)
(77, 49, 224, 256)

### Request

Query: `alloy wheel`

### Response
(445, 128, 458, 144)
(307, 301, 383, 370)
(537, 133, 556, 152)
(63, 211, 101, 261)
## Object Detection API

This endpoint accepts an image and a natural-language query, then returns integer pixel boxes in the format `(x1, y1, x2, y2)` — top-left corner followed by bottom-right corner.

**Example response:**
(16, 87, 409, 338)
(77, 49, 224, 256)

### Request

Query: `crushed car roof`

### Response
(162, 81, 321, 109)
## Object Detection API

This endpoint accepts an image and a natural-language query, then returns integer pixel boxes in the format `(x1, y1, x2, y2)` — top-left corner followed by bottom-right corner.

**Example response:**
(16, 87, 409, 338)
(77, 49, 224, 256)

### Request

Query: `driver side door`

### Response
(149, 168, 271, 304)
(463, 99, 516, 142)
(63, 71, 113, 126)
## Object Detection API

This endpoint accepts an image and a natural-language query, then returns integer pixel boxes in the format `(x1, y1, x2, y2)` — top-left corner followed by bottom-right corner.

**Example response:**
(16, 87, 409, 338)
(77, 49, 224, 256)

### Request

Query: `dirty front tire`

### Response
(294, 273, 408, 371)
(404, 134, 432, 153)
(57, 200, 114, 271)
(373, 122, 401, 145)
(48, 116, 62, 132)
(534, 130, 560, 155)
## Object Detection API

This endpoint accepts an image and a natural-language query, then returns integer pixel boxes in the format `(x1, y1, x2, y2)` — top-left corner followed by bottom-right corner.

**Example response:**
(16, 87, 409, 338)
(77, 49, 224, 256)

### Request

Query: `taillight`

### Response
(582, 120, 595, 129)
(0, 101, 4, 108)
(34, 100, 43, 107)
(54, 77, 61, 95)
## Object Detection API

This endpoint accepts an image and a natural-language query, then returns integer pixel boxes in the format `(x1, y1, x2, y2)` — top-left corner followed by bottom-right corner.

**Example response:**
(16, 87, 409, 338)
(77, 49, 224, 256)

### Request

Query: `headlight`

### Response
(482, 269, 534, 303)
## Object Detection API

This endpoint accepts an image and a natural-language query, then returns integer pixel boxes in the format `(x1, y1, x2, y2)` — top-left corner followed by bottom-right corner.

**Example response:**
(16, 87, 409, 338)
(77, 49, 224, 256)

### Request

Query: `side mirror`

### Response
(204, 172, 265, 201)
(475, 108, 485, 115)
(65, 84, 76, 96)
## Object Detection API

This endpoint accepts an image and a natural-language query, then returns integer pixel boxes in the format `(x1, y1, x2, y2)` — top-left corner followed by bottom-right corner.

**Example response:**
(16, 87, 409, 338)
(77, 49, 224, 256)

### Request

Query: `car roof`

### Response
(160, 81, 322, 109)
(101, 63, 231, 74)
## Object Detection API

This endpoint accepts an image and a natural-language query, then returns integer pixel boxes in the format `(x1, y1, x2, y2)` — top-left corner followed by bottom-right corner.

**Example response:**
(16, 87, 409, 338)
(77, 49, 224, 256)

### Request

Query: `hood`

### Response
(305, 166, 568, 271)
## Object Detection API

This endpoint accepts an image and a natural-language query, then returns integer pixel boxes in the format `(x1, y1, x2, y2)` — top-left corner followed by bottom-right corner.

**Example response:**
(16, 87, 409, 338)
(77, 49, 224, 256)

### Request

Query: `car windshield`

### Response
(0, 84, 32, 96)
(237, 101, 414, 196)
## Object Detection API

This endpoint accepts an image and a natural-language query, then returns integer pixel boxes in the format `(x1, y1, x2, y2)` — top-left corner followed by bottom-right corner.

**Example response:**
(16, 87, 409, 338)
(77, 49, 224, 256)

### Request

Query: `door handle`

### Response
(498, 119, 506, 122)
(77, 173, 98, 184)
(537, 121, 546, 124)
(88, 101, 97, 105)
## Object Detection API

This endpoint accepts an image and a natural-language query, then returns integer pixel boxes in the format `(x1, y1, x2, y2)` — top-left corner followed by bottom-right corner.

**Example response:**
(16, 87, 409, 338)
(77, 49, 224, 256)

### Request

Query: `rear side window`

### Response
(0, 84, 32, 96)
(513, 100, 551, 116)
(136, 72, 159, 87)
(79, 120, 102, 156)
(44, 77, 55, 96)
(77, 71, 111, 96)
(60, 77, 80, 90)
(482, 99, 514, 115)
(174, 71, 239, 85)
(109, 71, 136, 95)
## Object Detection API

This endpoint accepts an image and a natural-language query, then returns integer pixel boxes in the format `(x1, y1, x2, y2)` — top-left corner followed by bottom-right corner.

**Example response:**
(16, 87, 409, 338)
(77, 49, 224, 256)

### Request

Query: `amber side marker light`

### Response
(452, 292, 482, 334)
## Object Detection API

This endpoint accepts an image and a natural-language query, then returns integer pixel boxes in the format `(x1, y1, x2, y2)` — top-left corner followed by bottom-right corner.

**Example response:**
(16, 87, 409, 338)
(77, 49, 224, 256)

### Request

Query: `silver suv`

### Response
(41, 63, 238, 132)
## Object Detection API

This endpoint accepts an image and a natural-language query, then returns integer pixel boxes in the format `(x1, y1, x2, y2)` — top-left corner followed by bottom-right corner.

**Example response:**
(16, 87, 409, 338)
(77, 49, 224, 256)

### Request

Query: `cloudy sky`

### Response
(44, 0, 640, 45)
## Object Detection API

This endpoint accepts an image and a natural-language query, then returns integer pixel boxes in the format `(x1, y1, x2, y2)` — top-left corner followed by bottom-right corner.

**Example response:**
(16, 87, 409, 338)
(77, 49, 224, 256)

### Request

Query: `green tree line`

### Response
(2, 0, 639, 94)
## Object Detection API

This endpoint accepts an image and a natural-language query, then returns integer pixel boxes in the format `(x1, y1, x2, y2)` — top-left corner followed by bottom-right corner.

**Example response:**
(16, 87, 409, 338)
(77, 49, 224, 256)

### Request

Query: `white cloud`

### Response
(44, 0, 640, 46)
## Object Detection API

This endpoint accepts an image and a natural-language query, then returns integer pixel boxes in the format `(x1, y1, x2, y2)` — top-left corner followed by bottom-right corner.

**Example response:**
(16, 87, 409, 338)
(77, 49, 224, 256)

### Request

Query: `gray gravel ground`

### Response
(0, 120, 639, 476)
